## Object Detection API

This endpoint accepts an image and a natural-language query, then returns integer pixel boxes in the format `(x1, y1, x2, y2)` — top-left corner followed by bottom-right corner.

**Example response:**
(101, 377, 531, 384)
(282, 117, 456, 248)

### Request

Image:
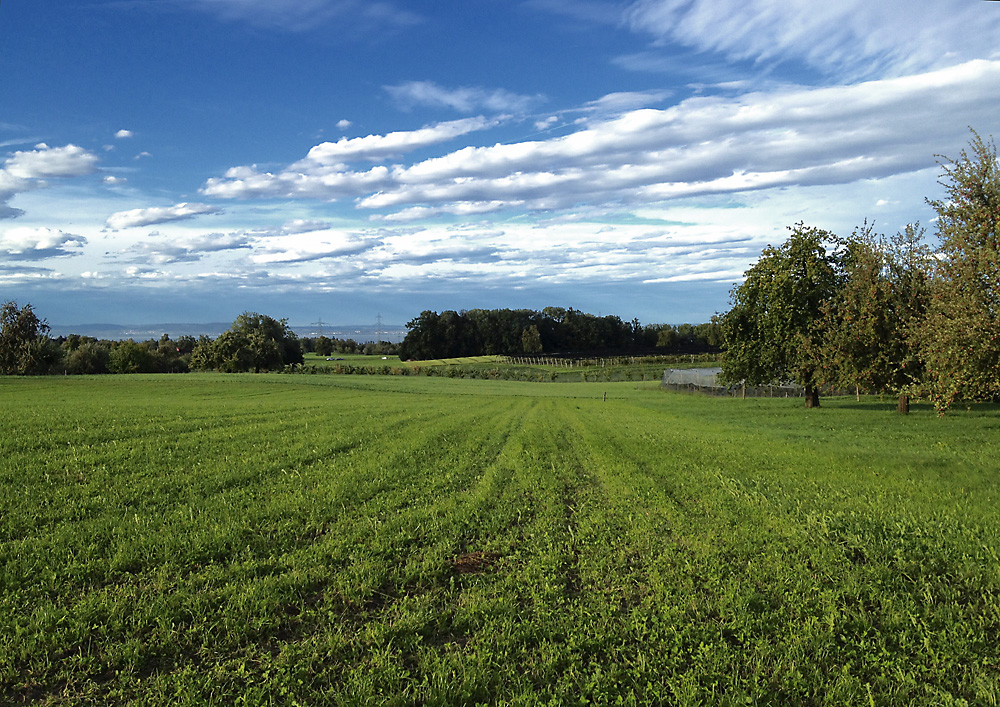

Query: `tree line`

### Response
(397, 307, 721, 361)
(0, 307, 399, 375)
(720, 131, 1000, 414)
(300, 336, 398, 357)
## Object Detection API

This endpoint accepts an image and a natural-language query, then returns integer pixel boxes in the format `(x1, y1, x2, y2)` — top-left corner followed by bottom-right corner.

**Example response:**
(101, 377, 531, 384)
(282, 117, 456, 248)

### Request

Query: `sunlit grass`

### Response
(2, 375, 998, 705)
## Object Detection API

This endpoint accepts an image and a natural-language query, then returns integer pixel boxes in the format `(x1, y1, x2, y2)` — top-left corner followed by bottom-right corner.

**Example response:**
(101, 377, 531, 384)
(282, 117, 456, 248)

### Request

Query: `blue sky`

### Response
(2, 0, 1000, 327)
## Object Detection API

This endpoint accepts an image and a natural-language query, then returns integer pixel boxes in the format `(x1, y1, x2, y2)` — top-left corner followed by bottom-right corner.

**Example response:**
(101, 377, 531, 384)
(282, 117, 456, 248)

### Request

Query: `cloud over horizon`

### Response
(0, 227, 88, 260)
(5, 0, 1000, 326)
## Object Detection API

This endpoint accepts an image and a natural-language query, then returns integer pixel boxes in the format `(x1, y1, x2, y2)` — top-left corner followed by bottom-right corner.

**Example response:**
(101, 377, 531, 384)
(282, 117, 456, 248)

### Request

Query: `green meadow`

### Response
(2, 374, 999, 705)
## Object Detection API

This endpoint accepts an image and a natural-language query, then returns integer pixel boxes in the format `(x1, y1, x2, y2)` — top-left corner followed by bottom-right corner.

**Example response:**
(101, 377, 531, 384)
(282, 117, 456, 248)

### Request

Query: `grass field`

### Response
(2, 375, 999, 705)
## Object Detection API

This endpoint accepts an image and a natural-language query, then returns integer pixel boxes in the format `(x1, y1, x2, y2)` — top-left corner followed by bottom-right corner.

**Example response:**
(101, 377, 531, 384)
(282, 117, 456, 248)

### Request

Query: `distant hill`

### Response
(48, 322, 407, 343)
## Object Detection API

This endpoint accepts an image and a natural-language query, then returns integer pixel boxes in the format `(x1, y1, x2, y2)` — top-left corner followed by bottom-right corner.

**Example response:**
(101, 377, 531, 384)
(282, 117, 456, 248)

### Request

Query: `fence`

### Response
(660, 367, 805, 398)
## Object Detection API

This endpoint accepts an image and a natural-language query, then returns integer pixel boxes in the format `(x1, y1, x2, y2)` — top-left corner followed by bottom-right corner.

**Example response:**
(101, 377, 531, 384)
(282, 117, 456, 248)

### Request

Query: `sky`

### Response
(2, 0, 1000, 328)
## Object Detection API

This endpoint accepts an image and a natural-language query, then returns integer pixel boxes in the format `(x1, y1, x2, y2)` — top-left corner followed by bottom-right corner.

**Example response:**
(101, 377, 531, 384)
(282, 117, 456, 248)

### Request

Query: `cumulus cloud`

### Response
(250, 229, 382, 264)
(385, 81, 545, 114)
(0, 143, 100, 219)
(5, 144, 99, 179)
(622, 0, 1000, 79)
(121, 231, 253, 265)
(301, 116, 503, 165)
(106, 202, 224, 229)
(336, 119, 352, 130)
(115, 129, 134, 139)
(0, 227, 87, 260)
(202, 59, 1000, 219)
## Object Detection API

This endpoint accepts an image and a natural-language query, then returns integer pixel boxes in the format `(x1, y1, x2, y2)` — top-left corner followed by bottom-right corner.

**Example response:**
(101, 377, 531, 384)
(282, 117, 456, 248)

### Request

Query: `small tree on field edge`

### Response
(919, 131, 1000, 413)
(720, 224, 841, 408)
(0, 301, 58, 375)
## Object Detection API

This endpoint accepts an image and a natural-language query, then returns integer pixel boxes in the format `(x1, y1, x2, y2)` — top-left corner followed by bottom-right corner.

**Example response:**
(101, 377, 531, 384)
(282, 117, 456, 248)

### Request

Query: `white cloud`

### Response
(622, 0, 1000, 79)
(0, 144, 100, 219)
(106, 202, 224, 229)
(336, 119, 352, 130)
(378, 201, 517, 223)
(578, 90, 673, 117)
(181, 0, 421, 34)
(115, 129, 134, 139)
(250, 229, 381, 264)
(103, 175, 127, 185)
(5, 144, 99, 179)
(201, 117, 505, 199)
(301, 116, 503, 165)
(282, 219, 331, 234)
(385, 81, 544, 114)
(121, 231, 253, 265)
(0, 227, 87, 259)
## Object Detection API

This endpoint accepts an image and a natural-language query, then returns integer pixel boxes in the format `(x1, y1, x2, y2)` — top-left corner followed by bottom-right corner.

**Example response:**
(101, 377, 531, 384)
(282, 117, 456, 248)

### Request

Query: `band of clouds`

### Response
(384, 81, 545, 114)
(105, 202, 224, 229)
(0, 226, 87, 260)
(621, 0, 1000, 79)
(201, 60, 1000, 221)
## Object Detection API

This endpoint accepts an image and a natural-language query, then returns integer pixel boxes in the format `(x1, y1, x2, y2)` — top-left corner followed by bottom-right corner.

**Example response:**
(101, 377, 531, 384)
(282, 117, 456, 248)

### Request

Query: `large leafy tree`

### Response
(821, 223, 932, 413)
(720, 224, 841, 407)
(0, 301, 58, 375)
(192, 312, 303, 373)
(920, 131, 1000, 413)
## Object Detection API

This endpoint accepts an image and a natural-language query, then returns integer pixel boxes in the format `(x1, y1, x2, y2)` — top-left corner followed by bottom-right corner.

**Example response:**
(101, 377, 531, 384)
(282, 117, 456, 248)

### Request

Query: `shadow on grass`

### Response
(822, 396, 1000, 415)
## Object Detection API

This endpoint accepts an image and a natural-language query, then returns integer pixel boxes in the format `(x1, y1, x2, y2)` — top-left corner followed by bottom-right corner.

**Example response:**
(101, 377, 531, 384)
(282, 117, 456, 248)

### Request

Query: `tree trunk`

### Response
(897, 393, 910, 415)
(804, 384, 820, 408)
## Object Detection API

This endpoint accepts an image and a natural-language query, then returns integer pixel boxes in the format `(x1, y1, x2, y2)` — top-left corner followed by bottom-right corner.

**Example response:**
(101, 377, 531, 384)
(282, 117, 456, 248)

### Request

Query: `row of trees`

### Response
(0, 310, 199, 375)
(0, 309, 319, 374)
(300, 336, 398, 357)
(720, 132, 999, 414)
(398, 307, 720, 360)
(1, 300, 718, 375)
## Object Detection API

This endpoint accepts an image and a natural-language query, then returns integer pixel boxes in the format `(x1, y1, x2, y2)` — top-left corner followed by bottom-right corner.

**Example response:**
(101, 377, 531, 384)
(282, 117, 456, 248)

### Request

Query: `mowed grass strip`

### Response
(1, 375, 998, 705)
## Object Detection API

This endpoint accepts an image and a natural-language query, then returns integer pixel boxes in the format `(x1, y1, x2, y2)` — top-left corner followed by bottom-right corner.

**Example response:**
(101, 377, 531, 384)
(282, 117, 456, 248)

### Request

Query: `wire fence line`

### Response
(660, 367, 807, 398)
(497, 354, 718, 368)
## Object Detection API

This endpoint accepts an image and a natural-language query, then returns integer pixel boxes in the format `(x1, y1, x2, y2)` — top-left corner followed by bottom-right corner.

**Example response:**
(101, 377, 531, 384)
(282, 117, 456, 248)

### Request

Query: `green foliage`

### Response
(0, 300, 58, 375)
(2, 376, 999, 704)
(64, 341, 111, 375)
(820, 223, 932, 409)
(108, 340, 159, 374)
(720, 224, 841, 406)
(521, 324, 543, 353)
(920, 131, 1000, 412)
(191, 312, 303, 372)
(399, 307, 717, 361)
